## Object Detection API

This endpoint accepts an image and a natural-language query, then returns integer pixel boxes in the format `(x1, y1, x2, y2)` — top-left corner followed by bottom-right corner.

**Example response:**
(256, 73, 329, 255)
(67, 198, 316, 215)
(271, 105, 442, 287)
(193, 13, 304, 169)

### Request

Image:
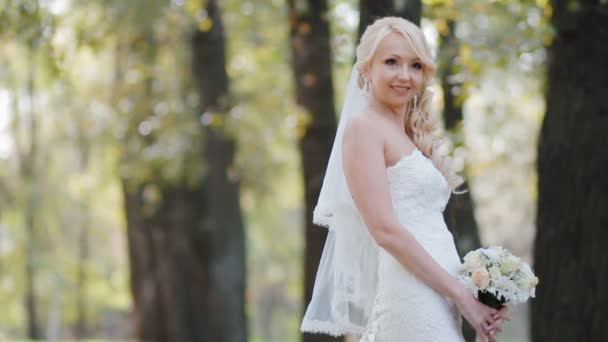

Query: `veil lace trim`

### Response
(300, 66, 380, 337)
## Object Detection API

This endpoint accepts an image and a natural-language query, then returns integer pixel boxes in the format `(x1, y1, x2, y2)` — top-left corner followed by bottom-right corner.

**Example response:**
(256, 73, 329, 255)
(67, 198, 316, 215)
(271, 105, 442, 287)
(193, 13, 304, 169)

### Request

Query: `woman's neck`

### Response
(368, 97, 407, 127)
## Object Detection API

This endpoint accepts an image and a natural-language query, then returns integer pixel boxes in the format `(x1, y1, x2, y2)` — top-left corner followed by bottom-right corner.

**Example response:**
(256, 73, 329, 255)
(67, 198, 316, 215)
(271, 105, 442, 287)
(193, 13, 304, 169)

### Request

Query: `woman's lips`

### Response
(391, 85, 410, 95)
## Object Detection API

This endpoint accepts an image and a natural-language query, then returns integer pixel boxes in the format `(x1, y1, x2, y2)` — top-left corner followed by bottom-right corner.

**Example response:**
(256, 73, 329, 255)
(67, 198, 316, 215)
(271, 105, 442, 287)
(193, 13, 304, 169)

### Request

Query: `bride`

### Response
(301, 17, 509, 342)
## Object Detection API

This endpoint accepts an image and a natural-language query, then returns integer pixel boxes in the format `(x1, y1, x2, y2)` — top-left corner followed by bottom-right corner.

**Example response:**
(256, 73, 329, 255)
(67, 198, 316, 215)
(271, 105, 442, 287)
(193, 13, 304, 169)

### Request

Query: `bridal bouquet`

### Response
(457, 246, 539, 309)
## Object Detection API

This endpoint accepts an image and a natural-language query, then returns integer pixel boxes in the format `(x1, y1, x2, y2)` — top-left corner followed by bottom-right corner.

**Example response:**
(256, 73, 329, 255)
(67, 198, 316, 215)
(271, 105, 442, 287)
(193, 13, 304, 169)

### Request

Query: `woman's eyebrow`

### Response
(387, 54, 421, 62)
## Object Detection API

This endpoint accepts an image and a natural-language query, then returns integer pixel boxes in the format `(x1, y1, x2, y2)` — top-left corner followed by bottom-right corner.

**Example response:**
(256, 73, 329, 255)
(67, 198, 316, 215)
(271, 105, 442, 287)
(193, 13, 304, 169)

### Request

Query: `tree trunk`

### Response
(24, 180, 40, 342)
(358, 0, 421, 40)
(74, 202, 89, 338)
(23, 42, 41, 340)
(123, 180, 216, 342)
(287, 1, 339, 342)
(117, 32, 173, 341)
(394, 0, 422, 25)
(75, 138, 90, 339)
(532, 1, 608, 341)
(438, 19, 482, 259)
(117, 9, 248, 338)
(437, 19, 481, 342)
(122, 181, 170, 342)
(192, 1, 247, 341)
(358, 0, 394, 39)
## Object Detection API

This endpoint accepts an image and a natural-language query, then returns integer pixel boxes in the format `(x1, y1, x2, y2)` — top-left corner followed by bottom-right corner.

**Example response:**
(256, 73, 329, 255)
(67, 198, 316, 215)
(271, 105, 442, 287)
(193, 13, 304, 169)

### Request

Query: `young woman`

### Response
(301, 17, 508, 342)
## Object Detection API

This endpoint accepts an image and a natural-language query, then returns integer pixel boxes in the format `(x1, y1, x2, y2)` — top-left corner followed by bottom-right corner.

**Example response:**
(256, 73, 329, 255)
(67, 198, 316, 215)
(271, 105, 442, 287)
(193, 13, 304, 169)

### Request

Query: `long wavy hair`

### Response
(355, 17, 464, 192)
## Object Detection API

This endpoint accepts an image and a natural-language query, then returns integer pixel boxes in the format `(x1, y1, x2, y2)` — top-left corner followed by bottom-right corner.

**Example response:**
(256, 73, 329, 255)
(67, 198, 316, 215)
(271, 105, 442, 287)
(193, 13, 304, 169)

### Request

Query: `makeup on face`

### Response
(367, 32, 424, 112)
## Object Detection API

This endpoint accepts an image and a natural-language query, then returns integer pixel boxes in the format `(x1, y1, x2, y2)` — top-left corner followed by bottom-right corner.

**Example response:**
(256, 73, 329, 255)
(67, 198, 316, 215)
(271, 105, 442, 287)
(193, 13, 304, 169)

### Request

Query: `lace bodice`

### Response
(359, 148, 465, 342)
(386, 148, 452, 240)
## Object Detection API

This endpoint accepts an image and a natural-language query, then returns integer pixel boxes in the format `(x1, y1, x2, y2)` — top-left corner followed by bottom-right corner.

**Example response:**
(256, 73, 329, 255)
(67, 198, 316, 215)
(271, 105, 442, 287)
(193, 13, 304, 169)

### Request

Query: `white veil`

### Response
(300, 65, 380, 336)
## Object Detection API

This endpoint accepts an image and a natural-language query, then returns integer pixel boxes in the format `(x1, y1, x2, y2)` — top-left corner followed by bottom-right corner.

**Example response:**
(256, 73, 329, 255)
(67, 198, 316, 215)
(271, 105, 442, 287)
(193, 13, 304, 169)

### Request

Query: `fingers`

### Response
(492, 308, 512, 322)
(488, 325, 502, 337)
(487, 317, 506, 341)
(485, 311, 497, 325)
(488, 318, 503, 330)
(497, 306, 511, 318)
(482, 321, 494, 337)
(488, 327, 501, 342)
(488, 323, 501, 335)
(476, 329, 489, 342)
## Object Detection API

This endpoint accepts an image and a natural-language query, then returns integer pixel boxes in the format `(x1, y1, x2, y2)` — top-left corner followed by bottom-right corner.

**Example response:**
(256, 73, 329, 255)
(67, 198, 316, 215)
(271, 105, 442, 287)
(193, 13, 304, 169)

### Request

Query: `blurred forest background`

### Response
(0, 0, 606, 341)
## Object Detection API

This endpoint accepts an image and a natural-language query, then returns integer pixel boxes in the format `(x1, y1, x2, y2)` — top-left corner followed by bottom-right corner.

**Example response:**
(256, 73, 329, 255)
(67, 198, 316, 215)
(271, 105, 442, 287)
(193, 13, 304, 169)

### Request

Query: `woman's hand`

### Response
(486, 306, 511, 341)
(453, 289, 498, 341)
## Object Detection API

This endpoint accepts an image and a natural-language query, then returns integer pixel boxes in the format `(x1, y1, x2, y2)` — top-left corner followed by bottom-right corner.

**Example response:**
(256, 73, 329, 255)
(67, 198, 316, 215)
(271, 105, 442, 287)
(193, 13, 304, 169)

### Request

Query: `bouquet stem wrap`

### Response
(478, 290, 506, 310)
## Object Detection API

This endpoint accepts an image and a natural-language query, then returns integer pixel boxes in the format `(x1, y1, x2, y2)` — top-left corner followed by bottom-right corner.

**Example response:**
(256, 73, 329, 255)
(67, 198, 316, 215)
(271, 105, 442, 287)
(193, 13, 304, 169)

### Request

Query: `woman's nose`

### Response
(398, 65, 410, 80)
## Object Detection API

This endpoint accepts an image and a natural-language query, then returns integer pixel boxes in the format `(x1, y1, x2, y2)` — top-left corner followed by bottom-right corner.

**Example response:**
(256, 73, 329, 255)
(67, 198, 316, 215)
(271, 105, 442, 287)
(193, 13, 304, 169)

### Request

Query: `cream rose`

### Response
(529, 276, 539, 288)
(472, 268, 490, 290)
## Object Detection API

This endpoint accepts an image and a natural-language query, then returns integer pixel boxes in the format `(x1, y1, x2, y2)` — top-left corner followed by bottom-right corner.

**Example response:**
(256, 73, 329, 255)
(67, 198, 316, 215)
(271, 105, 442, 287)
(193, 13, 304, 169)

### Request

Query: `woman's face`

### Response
(364, 32, 424, 113)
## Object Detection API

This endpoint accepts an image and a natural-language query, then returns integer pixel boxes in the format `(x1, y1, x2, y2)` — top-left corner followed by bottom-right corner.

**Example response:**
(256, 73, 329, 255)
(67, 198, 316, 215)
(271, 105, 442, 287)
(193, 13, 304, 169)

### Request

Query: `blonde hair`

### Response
(355, 17, 464, 191)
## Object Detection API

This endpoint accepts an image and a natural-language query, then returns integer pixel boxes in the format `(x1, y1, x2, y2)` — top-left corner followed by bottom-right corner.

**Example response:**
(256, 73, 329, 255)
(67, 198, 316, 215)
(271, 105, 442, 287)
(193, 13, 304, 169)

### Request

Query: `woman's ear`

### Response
(361, 65, 371, 79)
(357, 64, 370, 89)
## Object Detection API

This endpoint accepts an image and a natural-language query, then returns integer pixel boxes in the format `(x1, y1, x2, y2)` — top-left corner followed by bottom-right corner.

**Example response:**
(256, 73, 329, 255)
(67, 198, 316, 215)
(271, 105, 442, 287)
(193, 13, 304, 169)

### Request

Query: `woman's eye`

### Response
(412, 62, 423, 70)
(385, 58, 398, 66)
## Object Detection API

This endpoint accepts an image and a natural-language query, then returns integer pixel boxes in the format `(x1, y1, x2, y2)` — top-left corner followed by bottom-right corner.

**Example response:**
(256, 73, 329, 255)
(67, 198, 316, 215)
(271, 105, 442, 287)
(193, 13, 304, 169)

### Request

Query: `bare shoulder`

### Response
(340, 111, 396, 237)
(343, 111, 384, 148)
(342, 111, 386, 173)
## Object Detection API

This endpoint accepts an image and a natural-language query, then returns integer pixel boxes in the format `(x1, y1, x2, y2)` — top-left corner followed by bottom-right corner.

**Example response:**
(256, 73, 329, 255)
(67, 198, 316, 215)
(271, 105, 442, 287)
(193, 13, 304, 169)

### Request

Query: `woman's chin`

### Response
(387, 98, 409, 109)
(375, 94, 410, 111)
(388, 93, 411, 105)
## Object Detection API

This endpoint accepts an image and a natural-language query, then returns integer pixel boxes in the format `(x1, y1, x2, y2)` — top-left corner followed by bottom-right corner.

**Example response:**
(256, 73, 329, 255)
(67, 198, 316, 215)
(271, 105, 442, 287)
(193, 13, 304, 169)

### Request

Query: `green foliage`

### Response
(0, 0, 550, 340)
(427, 0, 553, 88)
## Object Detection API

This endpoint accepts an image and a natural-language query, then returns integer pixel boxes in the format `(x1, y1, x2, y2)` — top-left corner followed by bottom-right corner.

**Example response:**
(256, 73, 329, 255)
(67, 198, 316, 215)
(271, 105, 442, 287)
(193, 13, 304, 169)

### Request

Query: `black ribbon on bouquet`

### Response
(478, 290, 507, 309)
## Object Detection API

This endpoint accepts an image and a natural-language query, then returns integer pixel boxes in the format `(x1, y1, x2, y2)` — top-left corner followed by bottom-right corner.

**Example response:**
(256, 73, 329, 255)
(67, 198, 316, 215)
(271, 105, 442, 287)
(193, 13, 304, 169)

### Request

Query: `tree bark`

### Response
(358, 0, 421, 41)
(75, 135, 90, 339)
(287, 1, 339, 342)
(124, 179, 217, 342)
(532, 1, 608, 341)
(358, 0, 394, 39)
(23, 41, 41, 341)
(438, 19, 482, 259)
(192, 1, 247, 341)
(394, 0, 422, 25)
(74, 198, 89, 338)
(117, 32, 172, 342)
(118, 4, 248, 337)
(437, 19, 481, 342)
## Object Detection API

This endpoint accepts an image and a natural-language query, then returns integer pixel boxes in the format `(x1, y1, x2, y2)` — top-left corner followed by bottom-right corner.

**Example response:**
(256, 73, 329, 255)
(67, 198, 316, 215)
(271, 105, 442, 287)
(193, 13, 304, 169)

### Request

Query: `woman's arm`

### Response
(342, 115, 498, 340)
(342, 115, 463, 300)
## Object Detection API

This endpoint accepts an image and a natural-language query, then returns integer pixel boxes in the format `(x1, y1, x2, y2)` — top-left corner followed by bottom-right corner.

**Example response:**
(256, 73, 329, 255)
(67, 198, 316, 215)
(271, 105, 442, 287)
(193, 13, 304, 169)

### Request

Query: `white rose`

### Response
(482, 248, 500, 262)
(489, 266, 502, 280)
(521, 263, 533, 276)
(490, 246, 505, 254)
(515, 277, 528, 289)
(500, 255, 521, 274)
(528, 276, 539, 288)
(464, 252, 485, 270)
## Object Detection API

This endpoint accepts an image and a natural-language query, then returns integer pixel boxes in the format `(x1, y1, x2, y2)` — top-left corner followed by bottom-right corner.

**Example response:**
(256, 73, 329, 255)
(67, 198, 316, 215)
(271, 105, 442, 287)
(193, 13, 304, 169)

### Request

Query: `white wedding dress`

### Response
(359, 148, 465, 342)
